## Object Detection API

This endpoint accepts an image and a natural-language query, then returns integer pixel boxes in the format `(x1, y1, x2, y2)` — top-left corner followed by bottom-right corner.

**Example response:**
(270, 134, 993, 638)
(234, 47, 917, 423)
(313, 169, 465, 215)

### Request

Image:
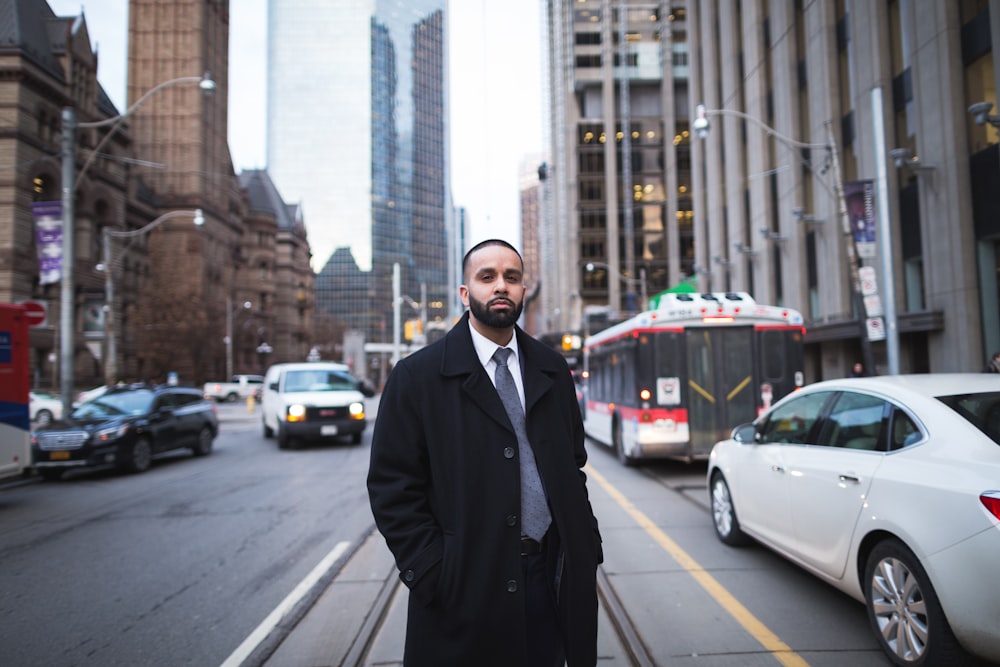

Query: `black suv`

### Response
(31, 384, 219, 480)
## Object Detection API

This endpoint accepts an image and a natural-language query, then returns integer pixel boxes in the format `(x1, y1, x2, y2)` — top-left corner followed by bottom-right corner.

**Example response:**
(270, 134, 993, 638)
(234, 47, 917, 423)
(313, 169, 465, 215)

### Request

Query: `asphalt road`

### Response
(1, 400, 898, 666)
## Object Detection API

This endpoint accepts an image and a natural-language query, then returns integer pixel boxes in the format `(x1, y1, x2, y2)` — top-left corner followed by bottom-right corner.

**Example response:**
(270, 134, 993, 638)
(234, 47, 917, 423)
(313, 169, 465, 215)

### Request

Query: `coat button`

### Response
(404, 570, 415, 582)
(507, 579, 518, 593)
(506, 514, 518, 527)
(503, 447, 515, 459)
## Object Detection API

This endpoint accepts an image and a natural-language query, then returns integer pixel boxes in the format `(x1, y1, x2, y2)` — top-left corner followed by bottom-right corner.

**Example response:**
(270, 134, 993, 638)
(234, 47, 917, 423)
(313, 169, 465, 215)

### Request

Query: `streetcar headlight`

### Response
(639, 388, 651, 401)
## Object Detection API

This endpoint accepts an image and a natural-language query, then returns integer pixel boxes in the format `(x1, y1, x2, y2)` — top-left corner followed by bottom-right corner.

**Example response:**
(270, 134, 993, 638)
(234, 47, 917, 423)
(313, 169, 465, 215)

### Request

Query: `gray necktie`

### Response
(492, 347, 551, 541)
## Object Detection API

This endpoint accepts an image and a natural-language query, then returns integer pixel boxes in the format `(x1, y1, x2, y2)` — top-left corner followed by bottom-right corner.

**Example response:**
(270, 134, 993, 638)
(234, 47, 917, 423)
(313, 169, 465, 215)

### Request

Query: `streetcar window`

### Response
(760, 329, 785, 381)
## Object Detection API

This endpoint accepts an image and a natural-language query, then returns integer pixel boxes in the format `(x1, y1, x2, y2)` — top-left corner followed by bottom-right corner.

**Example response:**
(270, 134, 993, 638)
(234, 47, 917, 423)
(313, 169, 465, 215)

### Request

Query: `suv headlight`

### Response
(349, 402, 365, 420)
(95, 424, 129, 442)
(287, 404, 307, 422)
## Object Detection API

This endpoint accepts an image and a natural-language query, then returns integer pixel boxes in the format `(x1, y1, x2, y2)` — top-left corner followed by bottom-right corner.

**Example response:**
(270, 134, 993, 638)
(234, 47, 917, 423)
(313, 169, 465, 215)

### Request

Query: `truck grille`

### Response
(36, 431, 89, 450)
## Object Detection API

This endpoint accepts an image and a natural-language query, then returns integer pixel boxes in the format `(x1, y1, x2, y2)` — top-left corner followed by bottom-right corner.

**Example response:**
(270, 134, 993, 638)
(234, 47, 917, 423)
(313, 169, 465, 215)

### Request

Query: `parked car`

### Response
(32, 383, 219, 480)
(203, 374, 265, 403)
(29, 391, 63, 425)
(707, 374, 1000, 666)
(260, 362, 371, 448)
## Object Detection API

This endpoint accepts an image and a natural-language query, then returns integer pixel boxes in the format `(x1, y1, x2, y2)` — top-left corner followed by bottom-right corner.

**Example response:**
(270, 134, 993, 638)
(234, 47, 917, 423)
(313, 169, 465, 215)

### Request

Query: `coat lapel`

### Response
(441, 313, 515, 434)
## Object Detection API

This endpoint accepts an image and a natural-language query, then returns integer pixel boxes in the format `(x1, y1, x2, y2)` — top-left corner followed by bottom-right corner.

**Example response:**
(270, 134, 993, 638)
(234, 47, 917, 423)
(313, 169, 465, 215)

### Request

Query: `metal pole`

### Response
(871, 87, 899, 374)
(60, 107, 76, 415)
(825, 121, 875, 375)
(103, 230, 117, 386)
(618, 0, 636, 311)
(640, 267, 648, 310)
(225, 296, 233, 380)
(420, 282, 427, 340)
(391, 263, 401, 368)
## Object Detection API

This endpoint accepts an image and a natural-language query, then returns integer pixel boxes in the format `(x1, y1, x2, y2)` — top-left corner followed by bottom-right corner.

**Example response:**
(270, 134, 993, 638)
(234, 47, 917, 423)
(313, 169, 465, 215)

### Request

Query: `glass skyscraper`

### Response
(268, 0, 450, 346)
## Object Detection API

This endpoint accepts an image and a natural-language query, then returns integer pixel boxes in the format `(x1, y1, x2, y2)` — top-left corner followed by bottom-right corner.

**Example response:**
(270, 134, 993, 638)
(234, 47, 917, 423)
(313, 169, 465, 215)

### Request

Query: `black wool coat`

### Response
(367, 313, 603, 666)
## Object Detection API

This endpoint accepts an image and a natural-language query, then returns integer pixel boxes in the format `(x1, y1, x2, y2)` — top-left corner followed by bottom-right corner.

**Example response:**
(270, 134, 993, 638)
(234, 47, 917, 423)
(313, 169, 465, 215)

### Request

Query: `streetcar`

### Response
(582, 292, 805, 464)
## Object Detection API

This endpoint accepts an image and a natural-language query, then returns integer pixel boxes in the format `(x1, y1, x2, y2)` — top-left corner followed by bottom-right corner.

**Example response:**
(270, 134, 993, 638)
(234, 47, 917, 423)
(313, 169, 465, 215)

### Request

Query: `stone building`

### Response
(0, 1, 314, 392)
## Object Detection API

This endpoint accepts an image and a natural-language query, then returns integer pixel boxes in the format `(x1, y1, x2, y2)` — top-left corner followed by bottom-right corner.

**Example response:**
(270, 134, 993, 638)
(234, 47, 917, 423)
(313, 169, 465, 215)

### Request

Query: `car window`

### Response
(937, 391, 1000, 445)
(77, 389, 155, 417)
(171, 392, 200, 407)
(758, 391, 831, 444)
(888, 407, 922, 450)
(815, 392, 886, 451)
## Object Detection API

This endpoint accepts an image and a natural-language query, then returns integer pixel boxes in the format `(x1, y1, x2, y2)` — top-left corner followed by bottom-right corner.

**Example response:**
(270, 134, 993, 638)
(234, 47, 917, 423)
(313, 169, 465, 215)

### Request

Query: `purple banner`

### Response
(32, 202, 63, 285)
(844, 180, 876, 259)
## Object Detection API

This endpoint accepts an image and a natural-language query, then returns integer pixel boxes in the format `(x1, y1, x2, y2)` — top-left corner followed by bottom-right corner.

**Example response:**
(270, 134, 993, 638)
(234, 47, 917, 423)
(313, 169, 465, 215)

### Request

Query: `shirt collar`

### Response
(468, 320, 519, 368)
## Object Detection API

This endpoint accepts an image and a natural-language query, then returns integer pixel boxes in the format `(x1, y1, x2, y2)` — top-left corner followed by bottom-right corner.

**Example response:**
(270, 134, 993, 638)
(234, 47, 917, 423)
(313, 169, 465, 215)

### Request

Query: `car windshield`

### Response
(283, 370, 357, 392)
(937, 391, 1000, 445)
(72, 389, 156, 418)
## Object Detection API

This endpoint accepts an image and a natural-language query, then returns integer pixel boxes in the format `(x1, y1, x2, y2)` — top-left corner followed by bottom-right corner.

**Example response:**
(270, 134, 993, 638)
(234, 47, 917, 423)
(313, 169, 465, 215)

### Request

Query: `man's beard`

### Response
(468, 294, 523, 329)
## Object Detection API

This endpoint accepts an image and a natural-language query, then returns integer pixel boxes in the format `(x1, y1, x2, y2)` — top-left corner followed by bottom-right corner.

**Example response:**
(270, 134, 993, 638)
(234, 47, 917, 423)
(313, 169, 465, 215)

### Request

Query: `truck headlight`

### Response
(349, 402, 365, 420)
(287, 404, 307, 422)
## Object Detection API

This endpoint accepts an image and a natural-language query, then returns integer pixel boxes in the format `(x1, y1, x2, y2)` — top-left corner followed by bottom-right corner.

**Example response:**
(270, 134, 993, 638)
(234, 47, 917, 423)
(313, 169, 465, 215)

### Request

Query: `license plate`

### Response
(320, 425, 338, 436)
(49, 451, 71, 460)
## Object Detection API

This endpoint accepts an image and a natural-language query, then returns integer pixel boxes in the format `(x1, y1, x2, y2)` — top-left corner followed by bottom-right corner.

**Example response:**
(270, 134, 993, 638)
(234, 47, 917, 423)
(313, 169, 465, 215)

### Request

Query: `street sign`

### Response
(866, 316, 886, 341)
(18, 300, 47, 327)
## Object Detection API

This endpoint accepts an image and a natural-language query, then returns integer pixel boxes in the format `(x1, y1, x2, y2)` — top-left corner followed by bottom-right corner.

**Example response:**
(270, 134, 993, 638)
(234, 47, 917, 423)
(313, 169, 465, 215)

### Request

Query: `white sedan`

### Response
(707, 374, 1000, 666)
(29, 391, 63, 425)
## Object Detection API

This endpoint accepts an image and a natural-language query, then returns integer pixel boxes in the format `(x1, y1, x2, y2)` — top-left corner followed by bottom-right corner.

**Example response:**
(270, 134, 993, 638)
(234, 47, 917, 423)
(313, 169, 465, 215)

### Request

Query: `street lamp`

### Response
(100, 209, 205, 387)
(59, 72, 215, 415)
(692, 103, 878, 375)
(585, 261, 648, 313)
(225, 298, 253, 380)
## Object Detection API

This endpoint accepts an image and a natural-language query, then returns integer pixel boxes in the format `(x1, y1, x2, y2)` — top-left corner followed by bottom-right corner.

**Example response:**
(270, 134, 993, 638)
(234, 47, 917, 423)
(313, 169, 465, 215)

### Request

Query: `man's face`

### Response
(460, 245, 525, 336)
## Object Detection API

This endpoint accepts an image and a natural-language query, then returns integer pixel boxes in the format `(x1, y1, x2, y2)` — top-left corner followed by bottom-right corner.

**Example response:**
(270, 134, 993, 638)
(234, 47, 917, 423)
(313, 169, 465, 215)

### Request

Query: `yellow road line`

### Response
(586, 464, 810, 667)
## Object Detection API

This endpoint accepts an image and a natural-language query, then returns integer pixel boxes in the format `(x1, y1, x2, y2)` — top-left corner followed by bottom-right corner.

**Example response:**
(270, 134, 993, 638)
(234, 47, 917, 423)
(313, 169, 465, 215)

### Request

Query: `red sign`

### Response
(19, 301, 46, 327)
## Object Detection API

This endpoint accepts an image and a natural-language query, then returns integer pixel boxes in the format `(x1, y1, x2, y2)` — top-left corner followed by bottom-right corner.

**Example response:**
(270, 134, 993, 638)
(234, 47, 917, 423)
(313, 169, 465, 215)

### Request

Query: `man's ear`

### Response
(459, 285, 470, 307)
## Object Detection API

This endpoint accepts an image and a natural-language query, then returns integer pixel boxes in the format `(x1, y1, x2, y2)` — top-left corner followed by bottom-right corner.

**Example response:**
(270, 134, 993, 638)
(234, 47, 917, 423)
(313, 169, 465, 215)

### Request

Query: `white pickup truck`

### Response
(203, 374, 265, 403)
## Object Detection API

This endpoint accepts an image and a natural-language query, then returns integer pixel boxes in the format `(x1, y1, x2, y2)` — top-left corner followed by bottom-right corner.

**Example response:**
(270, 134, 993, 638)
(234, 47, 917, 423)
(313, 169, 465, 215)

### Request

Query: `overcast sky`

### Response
(46, 0, 544, 252)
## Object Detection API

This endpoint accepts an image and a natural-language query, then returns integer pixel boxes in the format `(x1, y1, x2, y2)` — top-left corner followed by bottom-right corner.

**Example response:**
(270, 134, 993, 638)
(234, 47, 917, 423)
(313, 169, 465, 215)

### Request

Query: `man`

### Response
(368, 239, 603, 667)
(984, 352, 1000, 373)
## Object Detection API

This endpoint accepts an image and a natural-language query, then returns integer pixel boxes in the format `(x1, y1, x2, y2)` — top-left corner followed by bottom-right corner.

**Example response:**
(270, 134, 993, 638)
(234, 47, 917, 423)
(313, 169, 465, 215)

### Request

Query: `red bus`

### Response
(0, 303, 31, 480)
(582, 292, 805, 464)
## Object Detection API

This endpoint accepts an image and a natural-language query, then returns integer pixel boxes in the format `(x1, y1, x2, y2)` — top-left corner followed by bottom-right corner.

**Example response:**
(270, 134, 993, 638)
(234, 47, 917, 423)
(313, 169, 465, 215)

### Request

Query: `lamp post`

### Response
(585, 261, 648, 313)
(100, 209, 205, 387)
(225, 297, 253, 380)
(59, 72, 215, 415)
(692, 103, 876, 375)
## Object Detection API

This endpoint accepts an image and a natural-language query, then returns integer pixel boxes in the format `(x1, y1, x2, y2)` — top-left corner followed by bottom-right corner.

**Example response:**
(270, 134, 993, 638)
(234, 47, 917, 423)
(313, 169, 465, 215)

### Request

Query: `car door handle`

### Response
(839, 474, 861, 484)
(771, 465, 785, 474)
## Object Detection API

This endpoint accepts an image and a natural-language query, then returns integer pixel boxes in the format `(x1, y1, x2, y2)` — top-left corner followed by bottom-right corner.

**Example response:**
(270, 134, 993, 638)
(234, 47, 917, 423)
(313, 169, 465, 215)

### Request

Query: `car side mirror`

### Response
(357, 380, 376, 398)
(732, 423, 758, 444)
(269, 382, 278, 391)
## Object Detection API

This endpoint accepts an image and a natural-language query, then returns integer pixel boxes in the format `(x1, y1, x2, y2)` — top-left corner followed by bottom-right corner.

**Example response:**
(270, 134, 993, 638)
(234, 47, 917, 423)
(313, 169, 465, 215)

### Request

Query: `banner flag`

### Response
(32, 202, 63, 285)
(844, 180, 876, 258)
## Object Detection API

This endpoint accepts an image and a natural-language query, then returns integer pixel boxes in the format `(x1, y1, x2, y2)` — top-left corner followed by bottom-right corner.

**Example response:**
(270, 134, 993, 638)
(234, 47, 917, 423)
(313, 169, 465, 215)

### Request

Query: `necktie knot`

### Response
(492, 347, 512, 365)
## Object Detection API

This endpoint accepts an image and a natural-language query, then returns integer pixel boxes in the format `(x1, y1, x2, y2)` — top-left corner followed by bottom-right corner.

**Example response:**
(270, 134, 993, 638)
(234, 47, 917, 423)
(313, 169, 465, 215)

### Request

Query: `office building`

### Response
(268, 1, 451, 345)
(541, 0, 999, 377)
(541, 1, 692, 335)
(687, 0, 998, 376)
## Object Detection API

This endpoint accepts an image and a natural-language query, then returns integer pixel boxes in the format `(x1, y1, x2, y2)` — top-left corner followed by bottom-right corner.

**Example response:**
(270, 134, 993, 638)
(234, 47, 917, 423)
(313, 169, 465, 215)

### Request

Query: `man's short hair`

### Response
(462, 239, 523, 281)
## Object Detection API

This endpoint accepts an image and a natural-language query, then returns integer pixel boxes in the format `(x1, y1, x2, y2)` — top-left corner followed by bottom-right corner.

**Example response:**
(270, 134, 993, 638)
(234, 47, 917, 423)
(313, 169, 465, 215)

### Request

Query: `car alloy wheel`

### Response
(120, 436, 153, 474)
(864, 539, 962, 666)
(192, 427, 213, 456)
(710, 473, 750, 546)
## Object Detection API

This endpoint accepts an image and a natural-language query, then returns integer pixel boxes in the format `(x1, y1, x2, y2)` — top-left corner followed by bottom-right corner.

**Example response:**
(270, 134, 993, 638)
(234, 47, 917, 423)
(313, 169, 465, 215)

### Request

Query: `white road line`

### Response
(219, 540, 351, 667)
